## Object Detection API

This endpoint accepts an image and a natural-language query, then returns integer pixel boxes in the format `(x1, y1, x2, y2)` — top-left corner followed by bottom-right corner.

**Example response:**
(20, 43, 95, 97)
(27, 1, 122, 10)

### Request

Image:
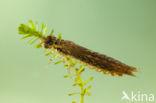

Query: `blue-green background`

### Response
(0, 0, 155, 103)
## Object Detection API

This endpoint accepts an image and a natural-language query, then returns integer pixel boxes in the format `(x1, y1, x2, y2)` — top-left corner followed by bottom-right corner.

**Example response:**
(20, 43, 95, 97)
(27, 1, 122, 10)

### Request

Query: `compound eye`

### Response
(42, 35, 57, 48)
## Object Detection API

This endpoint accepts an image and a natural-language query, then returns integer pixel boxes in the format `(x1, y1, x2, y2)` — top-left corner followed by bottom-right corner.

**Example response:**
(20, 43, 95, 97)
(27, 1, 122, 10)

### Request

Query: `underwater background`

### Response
(0, 0, 155, 103)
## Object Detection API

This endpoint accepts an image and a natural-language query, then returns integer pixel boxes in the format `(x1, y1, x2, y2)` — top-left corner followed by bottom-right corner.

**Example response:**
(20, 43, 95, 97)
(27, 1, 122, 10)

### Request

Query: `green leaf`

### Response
(35, 43, 42, 48)
(74, 77, 78, 83)
(44, 52, 52, 56)
(55, 60, 62, 64)
(67, 58, 74, 64)
(85, 92, 91, 96)
(79, 65, 83, 70)
(72, 83, 77, 86)
(27, 37, 36, 44)
(78, 65, 85, 73)
(68, 92, 80, 96)
(57, 33, 62, 39)
(21, 34, 32, 39)
(64, 63, 72, 70)
(50, 29, 54, 35)
(41, 23, 46, 35)
(79, 68, 85, 73)
(53, 54, 58, 58)
(28, 20, 35, 29)
(18, 24, 32, 34)
(73, 61, 77, 66)
(43, 49, 48, 53)
(29, 38, 39, 45)
(83, 77, 94, 85)
(43, 24, 47, 36)
(64, 64, 68, 68)
(73, 78, 82, 86)
(72, 101, 77, 103)
(64, 74, 76, 78)
(18, 23, 41, 39)
(35, 21, 39, 31)
(86, 85, 92, 91)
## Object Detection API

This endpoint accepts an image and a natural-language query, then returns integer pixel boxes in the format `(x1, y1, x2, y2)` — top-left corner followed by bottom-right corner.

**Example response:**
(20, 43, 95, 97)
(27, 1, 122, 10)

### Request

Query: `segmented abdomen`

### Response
(54, 40, 137, 76)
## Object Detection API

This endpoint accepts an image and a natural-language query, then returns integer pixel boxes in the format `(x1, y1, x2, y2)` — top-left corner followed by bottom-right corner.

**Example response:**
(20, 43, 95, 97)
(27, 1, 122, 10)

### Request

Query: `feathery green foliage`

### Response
(18, 20, 93, 103)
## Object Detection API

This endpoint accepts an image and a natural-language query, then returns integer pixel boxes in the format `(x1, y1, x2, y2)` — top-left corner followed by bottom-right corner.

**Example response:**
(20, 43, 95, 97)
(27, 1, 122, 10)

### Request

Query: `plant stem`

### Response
(81, 93, 84, 103)
(62, 57, 86, 103)
(77, 71, 84, 103)
(80, 79, 84, 103)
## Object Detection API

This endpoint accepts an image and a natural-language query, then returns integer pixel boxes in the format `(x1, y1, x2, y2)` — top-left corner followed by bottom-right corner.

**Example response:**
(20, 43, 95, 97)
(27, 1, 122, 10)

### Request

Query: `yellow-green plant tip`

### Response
(18, 24, 31, 34)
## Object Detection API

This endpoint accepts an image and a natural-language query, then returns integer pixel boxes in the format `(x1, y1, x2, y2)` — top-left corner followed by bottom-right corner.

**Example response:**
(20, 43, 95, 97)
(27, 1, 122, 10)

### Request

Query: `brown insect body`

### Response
(42, 35, 137, 76)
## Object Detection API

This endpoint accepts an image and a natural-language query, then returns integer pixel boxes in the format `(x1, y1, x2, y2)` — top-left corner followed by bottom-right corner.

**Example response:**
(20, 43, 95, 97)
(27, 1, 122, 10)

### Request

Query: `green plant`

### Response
(18, 20, 93, 103)
(18, 20, 137, 103)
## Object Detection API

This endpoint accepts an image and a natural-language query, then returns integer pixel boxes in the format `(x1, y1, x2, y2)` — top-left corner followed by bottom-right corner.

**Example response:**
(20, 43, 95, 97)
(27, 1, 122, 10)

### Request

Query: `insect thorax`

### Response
(42, 35, 61, 49)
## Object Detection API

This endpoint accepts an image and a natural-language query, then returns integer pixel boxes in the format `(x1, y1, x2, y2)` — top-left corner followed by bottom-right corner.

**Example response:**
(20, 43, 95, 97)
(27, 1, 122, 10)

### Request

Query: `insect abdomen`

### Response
(54, 39, 137, 77)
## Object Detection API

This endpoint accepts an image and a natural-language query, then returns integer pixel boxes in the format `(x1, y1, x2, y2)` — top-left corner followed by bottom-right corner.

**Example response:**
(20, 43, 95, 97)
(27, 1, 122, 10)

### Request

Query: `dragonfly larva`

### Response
(41, 35, 137, 77)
